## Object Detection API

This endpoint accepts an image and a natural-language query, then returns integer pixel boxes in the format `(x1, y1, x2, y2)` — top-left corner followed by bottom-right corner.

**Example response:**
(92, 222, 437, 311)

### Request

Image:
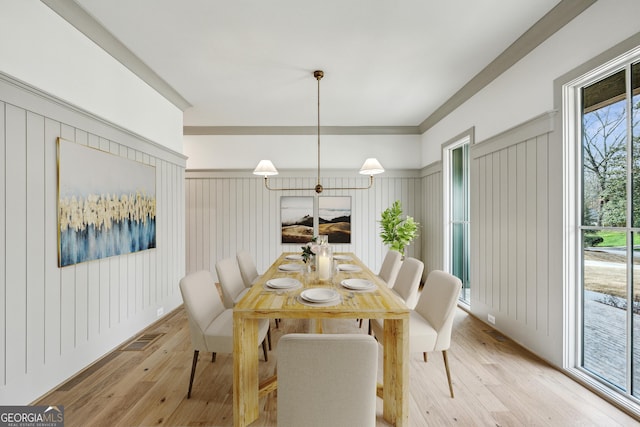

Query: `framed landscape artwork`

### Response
(280, 196, 314, 244)
(319, 196, 351, 243)
(57, 137, 156, 267)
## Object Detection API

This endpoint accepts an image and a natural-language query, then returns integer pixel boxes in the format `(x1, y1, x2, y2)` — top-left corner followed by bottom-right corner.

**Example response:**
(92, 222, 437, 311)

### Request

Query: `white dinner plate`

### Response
(333, 254, 351, 261)
(337, 264, 361, 272)
(266, 278, 301, 289)
(285, 254, 303, 260)
(278, 263, 303, 272)
(300, 288, 340, 303)
(341, 279, 375, 291)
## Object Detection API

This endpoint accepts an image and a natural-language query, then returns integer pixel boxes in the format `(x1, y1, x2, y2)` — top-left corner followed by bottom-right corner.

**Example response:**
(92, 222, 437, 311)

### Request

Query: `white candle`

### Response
(318, 255, 331, 280)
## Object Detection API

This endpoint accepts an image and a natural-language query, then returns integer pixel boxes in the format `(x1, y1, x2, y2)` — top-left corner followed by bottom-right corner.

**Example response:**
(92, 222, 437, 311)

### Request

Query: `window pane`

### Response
(582, 70, 627, 228)
(450, 143, 470, 304)
(582, 231, 627, 390)
(451, 145, 466, 222)
(633, 232, 640, 398)
(633, 62, 640, 227)
(633, 63, 640, 396)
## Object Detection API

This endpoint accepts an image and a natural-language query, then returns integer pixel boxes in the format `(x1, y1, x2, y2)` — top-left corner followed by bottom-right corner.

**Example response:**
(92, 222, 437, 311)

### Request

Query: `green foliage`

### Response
(379, 201, 419, 254)
(583, 230, 640, 247)
(583, 234, 604, 247)
(301, 236, 318, 263)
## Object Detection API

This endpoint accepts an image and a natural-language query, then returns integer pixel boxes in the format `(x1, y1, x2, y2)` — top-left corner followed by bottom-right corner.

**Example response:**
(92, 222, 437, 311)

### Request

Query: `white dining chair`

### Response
(389, 256, 423, 309)
(179, 270, 269, 399)
(237, 250, 262, 287)
(277, 334, 378, 427)
(371, 269, 461, 398)
(216, 256, 273, 347)
(366, 257, 423, 334)
(215, 257, 251, 309)
(379, 249, 402, 288)
(359, 249, 404, 328)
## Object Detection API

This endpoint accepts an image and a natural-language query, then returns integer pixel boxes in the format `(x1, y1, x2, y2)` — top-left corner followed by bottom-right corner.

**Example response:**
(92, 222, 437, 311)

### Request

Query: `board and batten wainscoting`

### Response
(0, 72, 186, 404)
(185, 170, 423, 280)
(469, 111, 562, 364)
(421, 161, 444, 275)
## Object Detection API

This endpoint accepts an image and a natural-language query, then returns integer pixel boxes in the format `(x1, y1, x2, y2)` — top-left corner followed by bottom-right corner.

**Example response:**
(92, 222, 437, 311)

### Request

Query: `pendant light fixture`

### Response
(253, 70, 384, 194)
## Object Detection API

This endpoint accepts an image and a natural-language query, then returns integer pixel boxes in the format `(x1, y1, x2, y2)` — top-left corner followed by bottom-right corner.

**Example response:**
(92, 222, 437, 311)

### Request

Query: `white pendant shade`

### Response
(253, 159, 279, 176)
(359, 158, 385, 175)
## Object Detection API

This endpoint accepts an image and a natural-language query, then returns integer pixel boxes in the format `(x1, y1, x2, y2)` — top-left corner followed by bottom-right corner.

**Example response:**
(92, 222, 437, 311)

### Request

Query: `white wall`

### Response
(184, 134, 421, 170)
(419, 0, 640, 367)
(421, 0, 640, 165)
(0, 0, 183, 153)
(185, 170, 423, 279)
(0, 1, 186, 404)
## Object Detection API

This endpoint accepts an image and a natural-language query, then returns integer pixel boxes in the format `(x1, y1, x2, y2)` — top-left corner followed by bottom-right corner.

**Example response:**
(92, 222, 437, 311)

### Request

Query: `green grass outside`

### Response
(590, 230, 640, 247)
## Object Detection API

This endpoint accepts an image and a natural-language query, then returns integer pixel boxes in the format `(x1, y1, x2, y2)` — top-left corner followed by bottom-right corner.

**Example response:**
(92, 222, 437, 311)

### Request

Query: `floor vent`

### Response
(120, 333, 164, 351)
(57, 352, 121, 391)
(484, 329, 507, 342)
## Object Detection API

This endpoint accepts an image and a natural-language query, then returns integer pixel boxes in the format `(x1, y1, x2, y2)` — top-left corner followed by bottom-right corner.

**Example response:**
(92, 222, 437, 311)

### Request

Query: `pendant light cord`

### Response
(317, 72, 321, 187)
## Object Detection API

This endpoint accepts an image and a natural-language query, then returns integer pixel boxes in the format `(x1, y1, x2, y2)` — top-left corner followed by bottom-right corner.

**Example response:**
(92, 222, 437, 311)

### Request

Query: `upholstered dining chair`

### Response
(378, 249, 403, 288)
(179, 270, 269, 399)
(277, 334, 378, 427)
(237, 250, 261, 287)
(359, 249, 404, 328)
(216, 256, 273, 347)
(362, 256, 422, 331)
(215, 257, 251, 309)
(389, 256, 423, 309)
(371, 269, 461, 398)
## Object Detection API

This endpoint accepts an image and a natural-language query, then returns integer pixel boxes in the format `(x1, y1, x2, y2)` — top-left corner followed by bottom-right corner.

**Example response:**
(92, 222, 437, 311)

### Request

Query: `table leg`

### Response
(383, 317, 409, 426)
(233, 313, 259, 427)
(313, 319, 324, 333)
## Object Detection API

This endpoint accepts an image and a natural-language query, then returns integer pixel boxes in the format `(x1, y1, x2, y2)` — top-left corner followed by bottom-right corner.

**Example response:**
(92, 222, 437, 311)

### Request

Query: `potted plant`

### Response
(379, 200, 419, 256)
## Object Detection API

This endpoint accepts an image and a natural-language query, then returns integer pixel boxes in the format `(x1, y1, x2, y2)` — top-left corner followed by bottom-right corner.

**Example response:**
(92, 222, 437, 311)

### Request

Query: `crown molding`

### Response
(183, 125, 420, 136)
(418, 0, 596, 134)
(42, 0, 595, 132)
(41, 0, 192, 111)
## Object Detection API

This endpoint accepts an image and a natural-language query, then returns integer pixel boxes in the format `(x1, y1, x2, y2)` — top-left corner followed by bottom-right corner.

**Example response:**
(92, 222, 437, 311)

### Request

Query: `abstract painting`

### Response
(57, 137, 156, 267)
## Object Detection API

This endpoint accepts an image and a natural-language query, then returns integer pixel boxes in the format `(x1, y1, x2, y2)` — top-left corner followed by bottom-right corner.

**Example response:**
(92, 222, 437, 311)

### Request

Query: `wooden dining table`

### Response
(233, 252, 410, 427)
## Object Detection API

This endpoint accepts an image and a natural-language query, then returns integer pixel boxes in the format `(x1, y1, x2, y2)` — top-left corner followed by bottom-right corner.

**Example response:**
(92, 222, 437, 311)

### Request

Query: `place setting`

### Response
(296, 288, 342, 307)
(278, 263, 304, 272)
(340, 278, 376, 292)
(336, 263, 362, 273)
(263, 277, 302, 292)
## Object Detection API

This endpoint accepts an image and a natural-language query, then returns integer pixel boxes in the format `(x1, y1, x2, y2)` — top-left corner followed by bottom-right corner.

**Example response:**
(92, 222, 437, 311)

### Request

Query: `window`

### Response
(576, 58, 640, 397)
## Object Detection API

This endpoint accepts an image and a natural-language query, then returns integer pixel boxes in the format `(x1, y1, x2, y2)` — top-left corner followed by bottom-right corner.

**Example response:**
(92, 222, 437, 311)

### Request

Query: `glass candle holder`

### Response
(315, 244, 333, 281)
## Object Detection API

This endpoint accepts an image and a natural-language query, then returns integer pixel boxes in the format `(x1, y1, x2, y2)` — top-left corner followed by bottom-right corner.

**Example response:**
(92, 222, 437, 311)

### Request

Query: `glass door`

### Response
(579, 61, 640, 397)
(446, 139, 470, 304)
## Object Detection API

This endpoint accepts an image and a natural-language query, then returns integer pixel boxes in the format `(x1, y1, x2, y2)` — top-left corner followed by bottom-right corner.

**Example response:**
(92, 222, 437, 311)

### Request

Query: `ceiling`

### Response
(45, 0, 582, 132)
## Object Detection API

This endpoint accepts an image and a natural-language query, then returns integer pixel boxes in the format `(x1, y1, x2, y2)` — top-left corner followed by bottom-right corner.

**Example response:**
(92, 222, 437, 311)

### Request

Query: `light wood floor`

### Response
(35, 306, 639, 426)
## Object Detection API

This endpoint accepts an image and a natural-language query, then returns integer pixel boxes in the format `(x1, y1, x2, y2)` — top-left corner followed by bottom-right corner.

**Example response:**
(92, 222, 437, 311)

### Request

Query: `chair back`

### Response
(236, 250, 259, 287)
(378, 250, 402, 288)
(179, 270, 226, 351)
(414, 270, 461, 351)
(215, 257, 247, 308)
(391, 257, 424, 309)
(277, 334, 378, 427)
